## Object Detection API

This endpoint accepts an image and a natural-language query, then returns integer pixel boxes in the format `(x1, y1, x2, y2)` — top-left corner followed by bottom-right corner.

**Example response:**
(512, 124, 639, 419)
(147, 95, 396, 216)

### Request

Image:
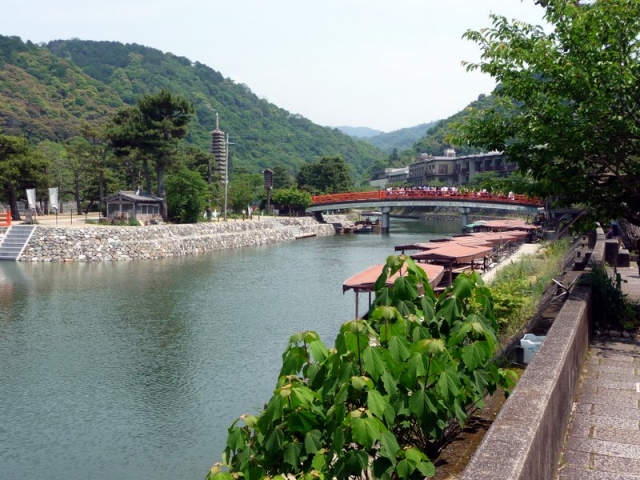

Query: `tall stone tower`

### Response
(210, 112, 227, 184)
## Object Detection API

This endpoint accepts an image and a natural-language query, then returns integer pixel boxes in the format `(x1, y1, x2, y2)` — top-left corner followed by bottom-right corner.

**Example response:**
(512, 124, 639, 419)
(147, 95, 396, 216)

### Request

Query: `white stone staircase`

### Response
(0, 225, 36, 260)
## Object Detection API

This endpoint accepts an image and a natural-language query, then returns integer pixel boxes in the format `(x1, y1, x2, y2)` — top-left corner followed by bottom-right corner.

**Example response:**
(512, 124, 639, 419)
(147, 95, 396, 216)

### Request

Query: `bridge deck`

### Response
(308, 191, 542, 213)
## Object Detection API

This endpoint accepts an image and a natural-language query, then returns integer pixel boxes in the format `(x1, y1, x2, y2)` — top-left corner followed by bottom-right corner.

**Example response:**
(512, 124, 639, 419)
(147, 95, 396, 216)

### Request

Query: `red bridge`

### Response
(307, 190, 543, 232)
(311, 190, 542, 207)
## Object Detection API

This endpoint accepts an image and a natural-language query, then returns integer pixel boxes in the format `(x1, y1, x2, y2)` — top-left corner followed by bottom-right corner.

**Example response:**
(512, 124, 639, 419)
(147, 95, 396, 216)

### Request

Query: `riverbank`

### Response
(12, 216, 336, 262)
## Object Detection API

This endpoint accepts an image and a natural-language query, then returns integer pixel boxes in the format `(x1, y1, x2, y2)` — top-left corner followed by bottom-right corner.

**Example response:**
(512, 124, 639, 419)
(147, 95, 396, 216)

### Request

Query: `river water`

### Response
(0, 219, 459, 479)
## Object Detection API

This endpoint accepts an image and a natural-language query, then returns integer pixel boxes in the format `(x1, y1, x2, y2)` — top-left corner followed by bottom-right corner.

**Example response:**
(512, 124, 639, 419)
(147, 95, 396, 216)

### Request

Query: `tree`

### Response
(453, 0, 640, 225)
(271, 165, 295, 190)
(229, 172, 262, 214)
(107, 89, 194, 219)
(271, 187, 311, 215)
(165, 167, 208, 223)
(0, 134, 49, 220)
(296, 156, 353, 194)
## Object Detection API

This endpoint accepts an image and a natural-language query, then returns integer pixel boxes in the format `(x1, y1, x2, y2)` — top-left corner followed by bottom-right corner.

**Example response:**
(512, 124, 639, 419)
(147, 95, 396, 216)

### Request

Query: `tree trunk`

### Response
(4, 183, 21, 220)
(156, 162, 167, 220)
(142, 158, 152, 193)
(74, 177, 83, 214)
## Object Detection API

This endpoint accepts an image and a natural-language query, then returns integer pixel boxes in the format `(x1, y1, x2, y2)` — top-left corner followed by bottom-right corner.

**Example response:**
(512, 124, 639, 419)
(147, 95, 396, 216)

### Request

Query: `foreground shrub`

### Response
(208, 255, 516, 480)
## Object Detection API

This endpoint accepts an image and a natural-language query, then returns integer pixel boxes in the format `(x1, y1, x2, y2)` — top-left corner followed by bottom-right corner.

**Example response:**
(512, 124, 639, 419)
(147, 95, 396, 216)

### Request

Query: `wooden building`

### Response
(103, 191, 163, 223)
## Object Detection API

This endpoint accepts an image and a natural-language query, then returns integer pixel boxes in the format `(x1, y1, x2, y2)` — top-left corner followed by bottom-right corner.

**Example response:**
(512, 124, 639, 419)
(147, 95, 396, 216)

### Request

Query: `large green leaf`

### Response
(408, 389, 435, 419)
(291, 385, 319, 408)
(283, 441, 302, 467)
(288, 409, 318, 433)
(419, 295, 436, 324)
(461, 341, 492, 370)
(436, 296, 461, 326)
(304, 429, 323, 455)
(417, 461, 436, 477)
(226, 426, 246, 451)
(436, 368, 461, 402)
(264, 428, 284, 454)
(404, 446, 426, 466)
(345, 449, 370, 475)
(453, 398, 468, 428)
(451, 273, 474, 300)
(415, 337, 445, 355)
(372, 457, 395, 480)
(367, 389, 388, 419)
(471, 368, 490, 394)
(448, 321, 472, 347)
(311, 450, 327, 471)
(351, 416, 381, 449)
(392, 275, 419, 300)
(257, 395, 284, 431)
(381, 369, 398, 396)
(396, 459, 414, 479)
(362, 345, 387, 380)
(332, 426, 345, 453)
(379, 430, 400, 461)
(280, 345, 308, 376)
(400, 352, 427, 388)
(388, 336, 412, 362)
(308, 339, 329, 363)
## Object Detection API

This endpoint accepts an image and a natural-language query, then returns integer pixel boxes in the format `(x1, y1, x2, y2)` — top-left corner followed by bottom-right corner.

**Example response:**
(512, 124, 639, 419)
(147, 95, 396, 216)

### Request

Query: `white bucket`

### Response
(520, 334, 546, 364)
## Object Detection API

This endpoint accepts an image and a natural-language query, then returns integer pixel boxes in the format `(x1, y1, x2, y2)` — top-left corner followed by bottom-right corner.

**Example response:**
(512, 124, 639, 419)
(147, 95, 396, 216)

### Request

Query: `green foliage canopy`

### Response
(209, 256, 515, 480)
(454, 0, 640, 226)
(271, 187, 312, 213)
(296, 156, 353, 194)
(165, 166, 208, 223)
(0, 133, 49, 219)
(107, 89, 194, 218)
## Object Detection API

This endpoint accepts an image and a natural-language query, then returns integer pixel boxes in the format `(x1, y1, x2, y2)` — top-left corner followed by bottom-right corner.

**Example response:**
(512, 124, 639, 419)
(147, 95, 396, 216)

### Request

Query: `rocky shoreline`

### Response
(14, 217, 336, 262)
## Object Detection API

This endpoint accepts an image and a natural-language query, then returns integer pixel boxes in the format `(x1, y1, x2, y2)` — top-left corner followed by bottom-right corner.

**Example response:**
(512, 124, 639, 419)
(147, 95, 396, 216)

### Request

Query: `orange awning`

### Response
(343, 263, 445, 293)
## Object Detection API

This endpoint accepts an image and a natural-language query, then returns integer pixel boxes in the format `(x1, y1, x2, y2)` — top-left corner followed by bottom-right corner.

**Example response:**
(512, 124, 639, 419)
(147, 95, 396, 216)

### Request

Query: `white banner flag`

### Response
(48, 187, 59, 212)
(26, 188, 36, 210)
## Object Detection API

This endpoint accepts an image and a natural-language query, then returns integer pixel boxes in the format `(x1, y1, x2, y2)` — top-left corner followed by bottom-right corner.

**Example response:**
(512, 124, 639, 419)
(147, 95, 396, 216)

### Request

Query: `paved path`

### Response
(557, 266, 640, 480)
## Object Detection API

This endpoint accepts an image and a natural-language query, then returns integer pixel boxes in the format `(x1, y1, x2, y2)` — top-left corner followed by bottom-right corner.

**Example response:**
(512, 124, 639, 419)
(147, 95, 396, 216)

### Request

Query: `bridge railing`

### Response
(311, 190, 543, 207)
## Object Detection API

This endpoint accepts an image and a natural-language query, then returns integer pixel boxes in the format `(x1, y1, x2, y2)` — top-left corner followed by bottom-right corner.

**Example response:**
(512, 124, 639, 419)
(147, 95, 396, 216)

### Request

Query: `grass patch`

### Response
(488, 238, 572, 339)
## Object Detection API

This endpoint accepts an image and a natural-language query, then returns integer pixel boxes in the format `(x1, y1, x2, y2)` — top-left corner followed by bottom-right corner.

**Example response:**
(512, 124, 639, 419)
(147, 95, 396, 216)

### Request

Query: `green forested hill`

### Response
(0, 36, 123, 140)
(413, 94, 493, 156)
(0, 35, 385, 178)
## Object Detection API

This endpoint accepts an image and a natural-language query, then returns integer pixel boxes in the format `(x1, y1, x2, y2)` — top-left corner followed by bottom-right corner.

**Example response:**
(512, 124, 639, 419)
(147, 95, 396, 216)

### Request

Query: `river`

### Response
(0, 218, 460, 479)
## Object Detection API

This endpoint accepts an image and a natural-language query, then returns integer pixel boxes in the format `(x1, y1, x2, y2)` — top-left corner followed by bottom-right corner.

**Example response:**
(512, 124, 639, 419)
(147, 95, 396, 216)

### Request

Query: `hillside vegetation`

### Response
(0, 35, 385, 178)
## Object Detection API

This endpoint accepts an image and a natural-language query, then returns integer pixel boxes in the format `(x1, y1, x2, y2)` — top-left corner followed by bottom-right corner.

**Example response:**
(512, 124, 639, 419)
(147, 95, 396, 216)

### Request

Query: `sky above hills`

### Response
(1, 0, 546, 133)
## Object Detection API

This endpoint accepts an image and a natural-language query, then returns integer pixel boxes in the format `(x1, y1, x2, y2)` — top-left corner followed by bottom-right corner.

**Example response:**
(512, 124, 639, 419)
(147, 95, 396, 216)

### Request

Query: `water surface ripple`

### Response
(0, 219, 456, 479)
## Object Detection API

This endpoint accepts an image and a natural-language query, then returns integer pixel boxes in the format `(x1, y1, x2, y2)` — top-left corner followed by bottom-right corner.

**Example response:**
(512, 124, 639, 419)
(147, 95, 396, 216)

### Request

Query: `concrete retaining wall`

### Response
(461, 229, 606, 480)
(17, 217, 336, 262)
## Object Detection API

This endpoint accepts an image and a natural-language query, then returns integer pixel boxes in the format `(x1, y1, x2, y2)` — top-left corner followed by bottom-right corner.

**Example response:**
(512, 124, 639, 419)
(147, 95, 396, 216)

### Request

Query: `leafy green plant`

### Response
(581, 263, 639, 332)
(208, 255, 516, 480)
(488, 239, 570, 335)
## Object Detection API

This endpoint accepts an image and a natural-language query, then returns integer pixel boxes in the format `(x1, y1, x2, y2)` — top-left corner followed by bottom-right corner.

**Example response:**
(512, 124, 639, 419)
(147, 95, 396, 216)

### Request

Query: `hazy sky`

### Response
(1, 1, 547, 132)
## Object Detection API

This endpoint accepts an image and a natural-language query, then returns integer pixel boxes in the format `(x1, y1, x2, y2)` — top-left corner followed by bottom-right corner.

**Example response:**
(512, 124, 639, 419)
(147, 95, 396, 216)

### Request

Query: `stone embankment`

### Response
(16, 217, 336, 262)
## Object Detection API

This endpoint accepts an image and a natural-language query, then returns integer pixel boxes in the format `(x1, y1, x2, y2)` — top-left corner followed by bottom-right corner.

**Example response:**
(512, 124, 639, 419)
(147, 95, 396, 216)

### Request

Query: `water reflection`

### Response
(0, 219, 458, 479)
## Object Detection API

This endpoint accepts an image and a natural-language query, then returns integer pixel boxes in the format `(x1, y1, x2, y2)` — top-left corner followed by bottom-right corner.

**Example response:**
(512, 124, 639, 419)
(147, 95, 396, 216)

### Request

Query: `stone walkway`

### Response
(556, 266, 640, 479)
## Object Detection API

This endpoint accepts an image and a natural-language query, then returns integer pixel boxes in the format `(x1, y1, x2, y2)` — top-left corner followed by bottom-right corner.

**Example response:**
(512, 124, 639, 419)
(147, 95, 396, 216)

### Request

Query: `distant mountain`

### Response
(335, 126, 384, 138)
(0, 35, 385, 179)
(413, 94, 493, 156)
(364, 122, 438, 153)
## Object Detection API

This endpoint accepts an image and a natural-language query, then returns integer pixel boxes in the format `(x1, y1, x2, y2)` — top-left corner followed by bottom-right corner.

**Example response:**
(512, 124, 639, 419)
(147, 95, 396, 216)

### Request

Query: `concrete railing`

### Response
(461, 229, 606, 480)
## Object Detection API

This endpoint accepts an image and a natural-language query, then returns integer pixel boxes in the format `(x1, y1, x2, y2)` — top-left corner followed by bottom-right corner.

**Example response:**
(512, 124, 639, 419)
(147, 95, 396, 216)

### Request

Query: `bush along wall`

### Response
(208, 255, 516, 480)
